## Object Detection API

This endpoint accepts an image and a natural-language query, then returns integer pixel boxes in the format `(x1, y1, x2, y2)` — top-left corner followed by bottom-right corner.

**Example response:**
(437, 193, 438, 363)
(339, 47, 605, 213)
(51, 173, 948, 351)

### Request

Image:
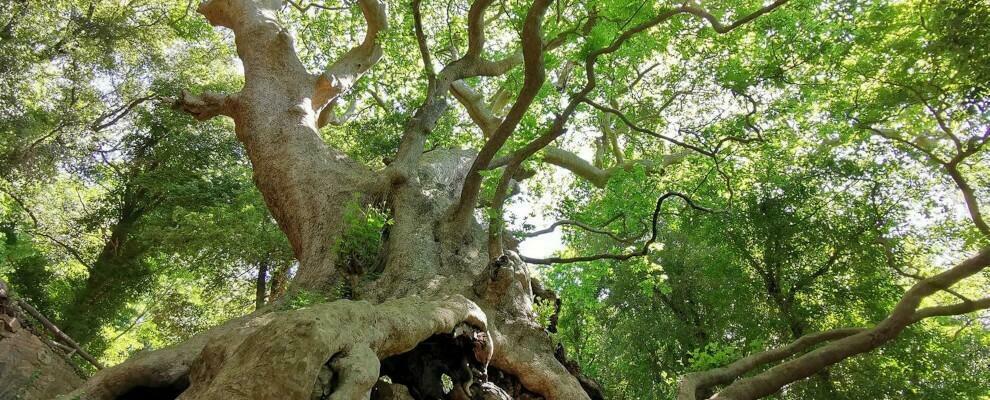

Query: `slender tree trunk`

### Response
(254, 260, 268, 310)
(61, 196, 149, 350)
(268, 260, 290, 303)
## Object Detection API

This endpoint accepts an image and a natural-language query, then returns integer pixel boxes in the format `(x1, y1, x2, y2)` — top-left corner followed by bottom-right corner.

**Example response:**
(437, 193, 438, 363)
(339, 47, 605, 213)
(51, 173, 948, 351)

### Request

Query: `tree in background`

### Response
(0, 0, 293, 362)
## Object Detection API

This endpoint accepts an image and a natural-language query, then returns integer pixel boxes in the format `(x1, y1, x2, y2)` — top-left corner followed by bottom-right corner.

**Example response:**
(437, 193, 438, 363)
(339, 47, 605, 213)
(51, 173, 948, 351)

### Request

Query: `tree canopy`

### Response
(1, 0, 988, 399)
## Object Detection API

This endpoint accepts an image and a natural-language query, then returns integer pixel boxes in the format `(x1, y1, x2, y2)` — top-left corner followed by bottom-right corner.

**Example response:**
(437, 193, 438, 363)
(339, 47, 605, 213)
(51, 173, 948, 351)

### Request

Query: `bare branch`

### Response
(521, 192, 712, 265)
(865, 121, 989, 236)
(412, 0, 436, 81)
(681, 0, 791, 34)
(91, 94, 157, 132)
(16, 298, 105, 369)
(520, 214, 634, 244)
(584, 98, 713, 156)
(863, 123, 946, 164)
(286, 0, 349, 14)
(945, 162, 990, 237)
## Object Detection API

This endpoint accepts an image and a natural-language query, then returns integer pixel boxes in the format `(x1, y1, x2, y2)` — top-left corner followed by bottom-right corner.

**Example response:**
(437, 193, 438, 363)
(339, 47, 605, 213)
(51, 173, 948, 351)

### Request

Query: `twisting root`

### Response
(489, 320, 591, 400)
(62, 296, 489, 400)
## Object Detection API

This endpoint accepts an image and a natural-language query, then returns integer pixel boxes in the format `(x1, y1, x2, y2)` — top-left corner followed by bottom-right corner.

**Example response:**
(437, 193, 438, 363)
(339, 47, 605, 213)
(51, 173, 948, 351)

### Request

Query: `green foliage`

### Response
(687, 343, 744, 372)
(0, 0, 287, 361)
(334, 196, 391, 272)
(282, 289, 331, 311)
(533, 297, 557, 329)
(0, 0, 988, 398)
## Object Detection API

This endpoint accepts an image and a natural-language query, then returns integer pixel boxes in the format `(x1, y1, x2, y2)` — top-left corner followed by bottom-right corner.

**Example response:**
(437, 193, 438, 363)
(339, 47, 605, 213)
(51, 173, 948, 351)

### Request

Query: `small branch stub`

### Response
(174, 90, 235, 121)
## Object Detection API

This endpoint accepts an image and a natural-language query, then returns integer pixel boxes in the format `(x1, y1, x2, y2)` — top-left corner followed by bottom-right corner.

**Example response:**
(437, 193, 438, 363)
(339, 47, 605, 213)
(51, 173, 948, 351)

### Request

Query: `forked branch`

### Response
(707, 247, 990, 400)
(316, 0, 388, 125)
(477, 1, 790, 258)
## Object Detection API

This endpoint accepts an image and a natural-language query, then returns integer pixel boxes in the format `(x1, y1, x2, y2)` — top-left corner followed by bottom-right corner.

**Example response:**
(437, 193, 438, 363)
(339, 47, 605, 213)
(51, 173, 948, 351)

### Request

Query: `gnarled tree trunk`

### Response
(62, 1, 596, 399)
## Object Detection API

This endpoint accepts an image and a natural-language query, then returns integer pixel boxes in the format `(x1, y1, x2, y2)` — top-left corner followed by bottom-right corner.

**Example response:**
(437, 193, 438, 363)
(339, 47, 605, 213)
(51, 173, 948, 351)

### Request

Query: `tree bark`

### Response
(254, 260, 268, 310)
(67, 1, 594, 399)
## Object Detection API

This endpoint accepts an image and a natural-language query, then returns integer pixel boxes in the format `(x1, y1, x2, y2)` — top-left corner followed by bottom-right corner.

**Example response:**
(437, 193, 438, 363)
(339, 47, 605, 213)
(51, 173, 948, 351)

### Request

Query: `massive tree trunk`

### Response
(63, 1, 595, 399)
(63, 149, 594, 400)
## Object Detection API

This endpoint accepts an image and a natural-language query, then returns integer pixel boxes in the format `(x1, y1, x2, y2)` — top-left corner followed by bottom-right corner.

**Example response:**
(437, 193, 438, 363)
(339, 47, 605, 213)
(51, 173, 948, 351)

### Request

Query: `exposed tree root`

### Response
(63, 296, 488, 400)
(487, 320, 589, 400)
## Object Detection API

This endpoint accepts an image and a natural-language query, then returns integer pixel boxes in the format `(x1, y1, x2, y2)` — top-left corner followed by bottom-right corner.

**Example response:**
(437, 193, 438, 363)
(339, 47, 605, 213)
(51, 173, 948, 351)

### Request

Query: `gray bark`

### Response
(68, 1, 591, 399)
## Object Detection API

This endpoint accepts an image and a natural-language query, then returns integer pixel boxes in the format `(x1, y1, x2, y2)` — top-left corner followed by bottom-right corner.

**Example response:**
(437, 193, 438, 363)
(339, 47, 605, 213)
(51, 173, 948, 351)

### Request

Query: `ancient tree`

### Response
(61, 0, 990, 399)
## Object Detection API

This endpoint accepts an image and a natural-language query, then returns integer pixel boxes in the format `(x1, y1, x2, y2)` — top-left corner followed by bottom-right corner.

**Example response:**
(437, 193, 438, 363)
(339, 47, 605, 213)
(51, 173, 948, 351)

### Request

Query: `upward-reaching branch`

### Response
(179, 0, 382, 292)
(465, 0, 495, 59)
(470, 0, 791, 258)
(315, 0, 388, 126)
(385, 0, 551, 185)
(709, 247, 990, 400)
(448, 0, 553, 231)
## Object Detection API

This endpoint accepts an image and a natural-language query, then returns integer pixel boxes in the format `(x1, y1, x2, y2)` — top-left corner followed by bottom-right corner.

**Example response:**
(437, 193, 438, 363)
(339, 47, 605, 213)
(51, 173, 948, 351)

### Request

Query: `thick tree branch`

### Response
(710, 247, 990, 400)
(600, 113, 626, 164)
(188, 0, 380, 292)
(384, 0, 554, 185)
(174, 90, 236, 121)
(449, 0, 553, 231)
(542, 146, 610, 187)
(677, 328, 864, 400)
(465, 0, 495, 59)
(451, 80, 501, 137)
(912, 296, 990, 322)
(540, 146, 688, 188)
(315, 0, 387, 121)
(412, 0, 435, 81)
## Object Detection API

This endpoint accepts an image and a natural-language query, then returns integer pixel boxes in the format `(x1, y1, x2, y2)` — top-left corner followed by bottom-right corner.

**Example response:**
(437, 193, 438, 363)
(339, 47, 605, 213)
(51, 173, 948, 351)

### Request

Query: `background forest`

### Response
(1, 0, 988, 399)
